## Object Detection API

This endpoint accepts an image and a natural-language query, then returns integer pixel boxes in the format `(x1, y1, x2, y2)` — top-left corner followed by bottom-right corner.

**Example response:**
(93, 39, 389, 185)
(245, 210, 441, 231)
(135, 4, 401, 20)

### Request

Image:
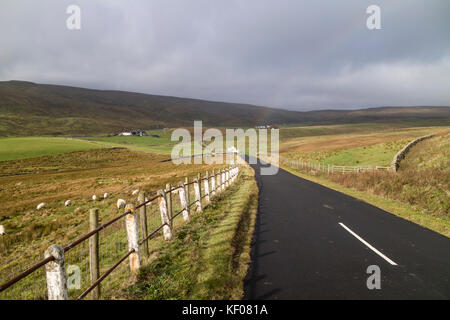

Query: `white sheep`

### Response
(0, 225, 5, 236)
(92, 195, 97, 201)
(131, 189, 139, 196)
(117, 199, 126, 209)
(36, 202, 46, 210)
(145, 197, 152, 206)
(64, 200, 72, 207)
(103, 193, 109, 199)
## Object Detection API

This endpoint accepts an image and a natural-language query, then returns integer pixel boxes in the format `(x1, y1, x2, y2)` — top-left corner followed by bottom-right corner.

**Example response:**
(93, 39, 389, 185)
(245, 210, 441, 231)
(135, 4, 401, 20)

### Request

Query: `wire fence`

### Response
(277, 156, 394, 174)
(0, 164, 240, 300)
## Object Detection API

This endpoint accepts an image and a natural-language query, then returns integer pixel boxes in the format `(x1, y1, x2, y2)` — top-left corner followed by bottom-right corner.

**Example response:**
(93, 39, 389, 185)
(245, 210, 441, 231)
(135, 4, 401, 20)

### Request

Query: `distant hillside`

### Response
(0, 80, 448, 136)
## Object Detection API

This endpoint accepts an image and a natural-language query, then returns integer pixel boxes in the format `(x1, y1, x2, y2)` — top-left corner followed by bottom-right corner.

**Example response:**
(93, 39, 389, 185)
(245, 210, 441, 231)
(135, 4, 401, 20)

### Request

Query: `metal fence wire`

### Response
(0, 164, 240, 300)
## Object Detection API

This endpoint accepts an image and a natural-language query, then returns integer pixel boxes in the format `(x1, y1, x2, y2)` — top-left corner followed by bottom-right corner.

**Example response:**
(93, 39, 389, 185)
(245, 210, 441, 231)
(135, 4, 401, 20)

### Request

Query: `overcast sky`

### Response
(1, 0, 449, 110)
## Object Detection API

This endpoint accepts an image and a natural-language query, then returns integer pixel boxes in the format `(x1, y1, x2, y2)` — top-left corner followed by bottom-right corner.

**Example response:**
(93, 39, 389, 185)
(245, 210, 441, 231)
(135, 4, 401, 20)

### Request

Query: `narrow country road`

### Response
(243, 157, 450, 299)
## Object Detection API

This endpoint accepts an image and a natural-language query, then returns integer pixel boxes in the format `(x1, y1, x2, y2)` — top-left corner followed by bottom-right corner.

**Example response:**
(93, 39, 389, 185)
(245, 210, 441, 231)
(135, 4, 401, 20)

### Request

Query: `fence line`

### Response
(0, 164, 240, 300)
(274, 155, 394, 174)
(274, 135, 436, 175)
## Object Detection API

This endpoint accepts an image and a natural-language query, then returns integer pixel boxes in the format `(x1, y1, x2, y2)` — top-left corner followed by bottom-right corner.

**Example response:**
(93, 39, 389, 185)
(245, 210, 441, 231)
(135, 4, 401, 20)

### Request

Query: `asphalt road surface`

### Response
(243, 157, 450, 299)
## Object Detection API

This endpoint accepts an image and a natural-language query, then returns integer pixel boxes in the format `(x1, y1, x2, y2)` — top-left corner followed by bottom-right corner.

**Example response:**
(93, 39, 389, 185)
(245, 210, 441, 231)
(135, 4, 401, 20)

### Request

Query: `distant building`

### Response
(227, 146, 239, 154)
(118, 129, 149, 136)
(255, 125, 272, 129)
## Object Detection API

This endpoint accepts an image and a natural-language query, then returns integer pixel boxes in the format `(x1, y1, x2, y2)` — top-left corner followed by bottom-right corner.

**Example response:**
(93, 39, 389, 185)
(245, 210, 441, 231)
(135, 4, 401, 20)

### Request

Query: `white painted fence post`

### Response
(45, 244, 68, 300)
(157, 190, 172, 240)
(178, 182, 190, 222)
(124, 204, 141, 273)
(193, 179, 202, 213)
(211, 169, 216, 197)
(226, 168, 230, 187)
(204, 171, 210, 204)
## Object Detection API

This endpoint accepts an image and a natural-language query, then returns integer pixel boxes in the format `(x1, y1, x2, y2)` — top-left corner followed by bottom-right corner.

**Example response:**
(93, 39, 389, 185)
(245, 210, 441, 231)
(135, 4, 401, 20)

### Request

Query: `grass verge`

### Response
(120, 165, 258, 300)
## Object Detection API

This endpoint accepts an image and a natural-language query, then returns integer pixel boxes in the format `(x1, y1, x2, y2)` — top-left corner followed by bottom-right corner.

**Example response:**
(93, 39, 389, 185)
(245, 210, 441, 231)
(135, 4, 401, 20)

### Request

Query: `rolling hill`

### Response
(0, 80, 449, 136)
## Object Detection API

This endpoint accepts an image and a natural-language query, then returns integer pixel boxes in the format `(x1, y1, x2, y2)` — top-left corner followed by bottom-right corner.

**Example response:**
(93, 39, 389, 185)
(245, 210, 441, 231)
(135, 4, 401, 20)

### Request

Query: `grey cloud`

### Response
(0, 0, 449, 110)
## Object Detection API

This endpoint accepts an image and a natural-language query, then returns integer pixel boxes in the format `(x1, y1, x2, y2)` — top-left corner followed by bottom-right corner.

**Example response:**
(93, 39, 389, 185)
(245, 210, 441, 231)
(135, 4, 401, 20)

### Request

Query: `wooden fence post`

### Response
(45, 244, 68, 300)
(89, 208, 100, 299)
(165, 183, 172, 219)
(225, 169, 230, 187)
(204, 171, 210, 204)
(197, 173, 202, 201)
(178, 182, 190, 222)
(185, 177, 190, 208)
(124, 204, 140, 273)
(138, 192, 149, 259)
(211, 169, 216, 197)
(157, 190, 173, 240)
(216, 170, 221, 193)
(193, 179, 202, 213)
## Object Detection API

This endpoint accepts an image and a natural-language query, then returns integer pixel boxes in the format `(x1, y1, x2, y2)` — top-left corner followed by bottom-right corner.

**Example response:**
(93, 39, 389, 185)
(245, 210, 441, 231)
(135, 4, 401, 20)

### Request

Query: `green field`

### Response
(82, 130, 203, 155)
(0, 137, 102, 162)
(307, 139, 410, 166)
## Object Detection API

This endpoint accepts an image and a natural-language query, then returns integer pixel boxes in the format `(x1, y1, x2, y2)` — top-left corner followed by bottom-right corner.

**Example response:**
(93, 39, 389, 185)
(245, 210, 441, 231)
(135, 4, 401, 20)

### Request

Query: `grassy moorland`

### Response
(0, 147, 232, 299)
(280, 124, 445, 166)
(278, 123, 450, 237)
(0, 137, 102, 162)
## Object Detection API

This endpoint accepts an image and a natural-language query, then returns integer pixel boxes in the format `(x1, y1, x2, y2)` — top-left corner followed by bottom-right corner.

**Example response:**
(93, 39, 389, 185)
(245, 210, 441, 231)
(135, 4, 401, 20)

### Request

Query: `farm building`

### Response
(118, 130, 149, 136)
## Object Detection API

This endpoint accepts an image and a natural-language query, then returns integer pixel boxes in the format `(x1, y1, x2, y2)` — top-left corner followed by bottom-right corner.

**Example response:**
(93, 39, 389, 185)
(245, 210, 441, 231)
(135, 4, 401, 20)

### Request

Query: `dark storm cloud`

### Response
(0, 0, 449, 110)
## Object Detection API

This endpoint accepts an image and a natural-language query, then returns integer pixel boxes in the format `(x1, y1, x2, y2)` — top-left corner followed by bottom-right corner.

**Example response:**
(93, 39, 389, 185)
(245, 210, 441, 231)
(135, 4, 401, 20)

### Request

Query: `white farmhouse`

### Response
(227, 146, 239, 154)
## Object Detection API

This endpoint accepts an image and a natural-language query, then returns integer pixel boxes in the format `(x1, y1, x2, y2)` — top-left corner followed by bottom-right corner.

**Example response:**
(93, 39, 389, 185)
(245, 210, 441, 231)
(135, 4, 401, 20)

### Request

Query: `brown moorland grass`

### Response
(327, 131, 449, 217)
(0, 148, 228, 298)
(280, 126, 442, 154)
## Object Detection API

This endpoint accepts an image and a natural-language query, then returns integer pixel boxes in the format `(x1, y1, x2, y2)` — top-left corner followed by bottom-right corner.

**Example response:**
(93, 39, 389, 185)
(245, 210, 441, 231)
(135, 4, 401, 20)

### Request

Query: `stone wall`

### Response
(391, 135, 434, 171)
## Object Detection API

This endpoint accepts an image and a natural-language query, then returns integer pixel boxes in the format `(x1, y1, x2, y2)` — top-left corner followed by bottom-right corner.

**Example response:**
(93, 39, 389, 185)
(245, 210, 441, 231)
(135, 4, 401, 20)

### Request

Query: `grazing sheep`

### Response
(36, 202, 46, 210)
(103, 193, 109, 199)
(0, 225, 5, 236)
(117, 199, 126, 209)
(131, 189, 139, 196)
(65, 200, 72, 207)
(92, 195, 97, 201)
